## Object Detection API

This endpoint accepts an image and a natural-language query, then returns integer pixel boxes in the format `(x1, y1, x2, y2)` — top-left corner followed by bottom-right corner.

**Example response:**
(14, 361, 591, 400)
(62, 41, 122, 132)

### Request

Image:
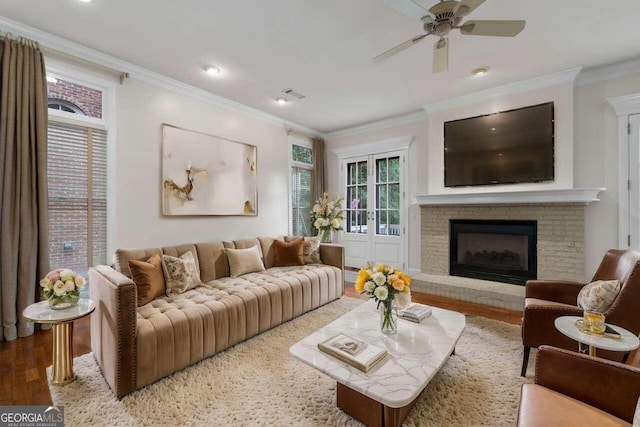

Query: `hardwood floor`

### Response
(6, 287, 635, 407)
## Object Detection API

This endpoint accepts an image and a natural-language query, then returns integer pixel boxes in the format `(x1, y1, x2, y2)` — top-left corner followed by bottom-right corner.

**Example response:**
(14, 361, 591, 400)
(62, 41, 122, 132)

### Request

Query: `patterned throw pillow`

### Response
(162, 251, 203, 296)
(577, 279, 621, 312)
(285, 236, 322, 264)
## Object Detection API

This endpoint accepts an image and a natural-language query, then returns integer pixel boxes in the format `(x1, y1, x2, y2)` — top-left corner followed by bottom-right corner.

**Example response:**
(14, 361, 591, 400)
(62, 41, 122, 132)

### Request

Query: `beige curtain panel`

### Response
(0, 36, 50, 341)
(312, 137, 325, 203)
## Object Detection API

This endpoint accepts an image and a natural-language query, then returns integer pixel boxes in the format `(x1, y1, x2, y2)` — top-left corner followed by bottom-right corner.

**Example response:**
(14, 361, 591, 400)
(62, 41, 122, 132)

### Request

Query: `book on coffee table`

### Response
(399, 303, 432, 323)
(318, 333, 387, 372)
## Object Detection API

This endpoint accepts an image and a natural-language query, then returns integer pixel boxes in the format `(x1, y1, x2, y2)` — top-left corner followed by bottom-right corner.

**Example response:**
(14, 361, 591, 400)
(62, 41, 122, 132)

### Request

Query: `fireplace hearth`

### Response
(449, 219, 537, 285)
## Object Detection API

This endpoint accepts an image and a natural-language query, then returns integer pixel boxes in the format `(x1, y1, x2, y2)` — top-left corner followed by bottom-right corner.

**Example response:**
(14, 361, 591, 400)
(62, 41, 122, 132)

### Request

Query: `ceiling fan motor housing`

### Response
(425, 0, 463, 35)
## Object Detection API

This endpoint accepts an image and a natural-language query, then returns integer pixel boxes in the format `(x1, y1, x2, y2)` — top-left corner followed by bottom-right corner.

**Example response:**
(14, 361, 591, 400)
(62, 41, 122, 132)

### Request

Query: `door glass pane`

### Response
(389, 184, 400, 209)
(389, 210, 400, 235)
(377, 210, 387, 235)
(357, 162, 367, 184)
(377, 185, 387, 209)
(376, 159, 387, 183)
(358, 186, 367, 209)
(348, 163, 356, 185)
(389, 157, 400, 182)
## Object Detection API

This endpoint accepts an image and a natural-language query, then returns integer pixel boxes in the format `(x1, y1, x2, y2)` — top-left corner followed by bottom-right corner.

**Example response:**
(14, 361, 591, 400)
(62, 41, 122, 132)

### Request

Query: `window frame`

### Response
(288, 135, 314, 236)
(45, 59, 117, 257)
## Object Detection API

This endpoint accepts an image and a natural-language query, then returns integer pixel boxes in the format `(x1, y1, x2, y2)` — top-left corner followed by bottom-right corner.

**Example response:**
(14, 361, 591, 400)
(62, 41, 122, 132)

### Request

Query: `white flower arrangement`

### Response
(310, 192, 344, 241)
(40, 269, 85, 308)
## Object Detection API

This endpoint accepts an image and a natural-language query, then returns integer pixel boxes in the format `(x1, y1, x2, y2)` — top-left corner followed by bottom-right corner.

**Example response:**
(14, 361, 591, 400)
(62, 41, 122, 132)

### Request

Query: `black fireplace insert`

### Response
(449, 219, 537, 285)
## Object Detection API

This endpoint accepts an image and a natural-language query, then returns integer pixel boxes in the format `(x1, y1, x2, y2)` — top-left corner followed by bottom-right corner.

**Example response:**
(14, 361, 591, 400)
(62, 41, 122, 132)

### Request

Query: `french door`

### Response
(341, 151, 406, 269)
(629, 114, 640, 249)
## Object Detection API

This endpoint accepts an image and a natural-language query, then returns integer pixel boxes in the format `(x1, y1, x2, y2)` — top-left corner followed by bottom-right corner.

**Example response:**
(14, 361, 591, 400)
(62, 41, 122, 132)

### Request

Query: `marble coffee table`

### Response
(290, 299, 466, 427)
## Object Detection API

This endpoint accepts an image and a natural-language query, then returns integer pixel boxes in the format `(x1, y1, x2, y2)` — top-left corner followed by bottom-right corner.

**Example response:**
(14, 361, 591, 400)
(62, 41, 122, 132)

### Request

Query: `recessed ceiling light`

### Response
(78, 0, 92, 3)
(46, 76, 58, 84)
(471, 66, 490, 76)
(275, 97, 288, 105)
(491, 127, 496, 131)
(204, 66, 221, 76)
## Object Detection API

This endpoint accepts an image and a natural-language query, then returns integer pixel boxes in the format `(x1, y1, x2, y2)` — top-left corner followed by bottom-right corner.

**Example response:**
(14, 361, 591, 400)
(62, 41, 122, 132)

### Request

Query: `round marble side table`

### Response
(555, 315, 640, 361)
(23, 298, 95, 385)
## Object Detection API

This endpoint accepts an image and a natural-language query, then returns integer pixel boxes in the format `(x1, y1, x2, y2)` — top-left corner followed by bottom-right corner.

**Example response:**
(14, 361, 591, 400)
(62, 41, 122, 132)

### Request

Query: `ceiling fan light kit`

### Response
(374, 0, 526, 73)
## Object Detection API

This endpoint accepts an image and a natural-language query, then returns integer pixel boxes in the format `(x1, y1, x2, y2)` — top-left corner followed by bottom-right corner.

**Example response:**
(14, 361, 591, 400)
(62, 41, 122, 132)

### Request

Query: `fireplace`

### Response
(449, 220, 537, 285)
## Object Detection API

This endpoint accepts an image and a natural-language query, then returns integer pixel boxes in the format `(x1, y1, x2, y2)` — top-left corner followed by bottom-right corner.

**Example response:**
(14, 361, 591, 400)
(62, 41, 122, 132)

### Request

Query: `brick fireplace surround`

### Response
(413, 201, 591, 311)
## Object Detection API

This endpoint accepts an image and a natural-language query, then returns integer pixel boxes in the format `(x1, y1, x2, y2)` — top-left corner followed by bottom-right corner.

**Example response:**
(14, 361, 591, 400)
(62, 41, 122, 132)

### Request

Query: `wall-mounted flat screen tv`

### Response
(444, 102, 554, 187)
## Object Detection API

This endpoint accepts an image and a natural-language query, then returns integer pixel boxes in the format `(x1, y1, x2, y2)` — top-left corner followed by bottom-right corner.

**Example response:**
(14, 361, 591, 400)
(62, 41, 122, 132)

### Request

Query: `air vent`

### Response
(282, 88, 306, 99)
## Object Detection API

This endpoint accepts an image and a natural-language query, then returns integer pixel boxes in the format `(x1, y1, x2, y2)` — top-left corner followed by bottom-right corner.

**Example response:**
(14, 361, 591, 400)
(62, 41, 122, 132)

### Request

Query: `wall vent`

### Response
(282, 88, 306, 99)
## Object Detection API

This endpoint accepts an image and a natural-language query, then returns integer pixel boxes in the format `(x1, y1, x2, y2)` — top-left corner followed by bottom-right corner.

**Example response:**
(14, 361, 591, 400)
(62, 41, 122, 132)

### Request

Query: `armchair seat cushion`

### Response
(518, 384, 630, 427)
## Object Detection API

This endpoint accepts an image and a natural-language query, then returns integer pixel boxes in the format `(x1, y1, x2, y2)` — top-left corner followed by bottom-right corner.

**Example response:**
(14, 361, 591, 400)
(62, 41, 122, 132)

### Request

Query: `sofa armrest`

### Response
(320, 244, 344, 271)
(88, 266, 137, 398)
(535, 345, 640, 423)
(525, 280, 585, 305)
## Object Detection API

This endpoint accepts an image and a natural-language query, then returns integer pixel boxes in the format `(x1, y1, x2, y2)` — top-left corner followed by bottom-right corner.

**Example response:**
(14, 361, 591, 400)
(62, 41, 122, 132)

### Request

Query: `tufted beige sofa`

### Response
(88, 237, 344, 398)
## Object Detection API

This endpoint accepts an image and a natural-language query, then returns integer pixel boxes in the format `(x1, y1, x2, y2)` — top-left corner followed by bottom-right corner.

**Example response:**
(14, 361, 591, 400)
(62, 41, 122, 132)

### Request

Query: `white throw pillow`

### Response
(162, 251, 203, 296)
(224, 245, 266, 277)
(577, 279, 621, 312)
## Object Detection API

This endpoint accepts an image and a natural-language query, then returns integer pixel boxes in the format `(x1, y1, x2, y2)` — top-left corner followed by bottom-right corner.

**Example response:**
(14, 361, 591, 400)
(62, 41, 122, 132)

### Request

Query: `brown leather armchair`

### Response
(521, 249, 640, 376)
(517, 346, 640, 426)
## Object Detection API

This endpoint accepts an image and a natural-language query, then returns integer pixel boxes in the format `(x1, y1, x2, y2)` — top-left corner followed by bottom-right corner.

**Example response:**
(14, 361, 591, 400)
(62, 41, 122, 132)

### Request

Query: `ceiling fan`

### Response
(374, 0, 526, 73)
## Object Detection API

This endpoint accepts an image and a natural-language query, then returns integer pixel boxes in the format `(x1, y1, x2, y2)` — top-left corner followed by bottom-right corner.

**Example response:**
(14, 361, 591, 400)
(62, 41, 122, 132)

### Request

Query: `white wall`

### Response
(114, 78, 290, 249)
(426, 82, 575, 193)
(326, 73, 640, 280)
(575, 74, 640, 276)
(326, 120, 429, 273)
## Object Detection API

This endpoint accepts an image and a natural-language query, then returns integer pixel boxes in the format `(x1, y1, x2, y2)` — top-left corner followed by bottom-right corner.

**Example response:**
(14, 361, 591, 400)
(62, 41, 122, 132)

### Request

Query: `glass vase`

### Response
(48, 292, 80, 310)
(318, 228, 333, 243)
(380, 298, 397, 335)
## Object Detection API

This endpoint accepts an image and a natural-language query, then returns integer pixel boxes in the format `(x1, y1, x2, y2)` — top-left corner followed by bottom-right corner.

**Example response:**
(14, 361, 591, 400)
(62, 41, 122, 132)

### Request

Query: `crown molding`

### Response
(422, 67, 582, 114)
(607, 93, 640, 116)
(325, 110, 428, 139)
(576, 57, 640, 87)
(332, 135, 414, 159)
(0, 15, 321, 137)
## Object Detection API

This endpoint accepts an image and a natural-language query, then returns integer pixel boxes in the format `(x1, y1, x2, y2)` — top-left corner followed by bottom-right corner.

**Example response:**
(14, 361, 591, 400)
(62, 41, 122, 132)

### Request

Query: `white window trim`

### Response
(45, 59, 118, 258)
(288, 135, 314, 235)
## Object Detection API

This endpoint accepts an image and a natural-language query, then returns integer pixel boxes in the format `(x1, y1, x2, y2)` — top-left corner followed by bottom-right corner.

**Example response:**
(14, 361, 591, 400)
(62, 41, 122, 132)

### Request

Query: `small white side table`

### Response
(555, 316, 640, 361)
(23, 298, 95, 385)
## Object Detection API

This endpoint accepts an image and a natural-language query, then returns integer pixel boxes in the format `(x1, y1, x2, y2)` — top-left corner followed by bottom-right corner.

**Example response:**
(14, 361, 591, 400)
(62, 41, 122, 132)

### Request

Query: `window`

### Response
(290, 139, 313, 236)
(47, 76, 107, 281)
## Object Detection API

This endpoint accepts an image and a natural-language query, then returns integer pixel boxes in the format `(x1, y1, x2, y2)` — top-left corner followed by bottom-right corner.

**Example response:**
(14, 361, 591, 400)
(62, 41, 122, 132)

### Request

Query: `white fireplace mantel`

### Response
(413, 188, 605, 206)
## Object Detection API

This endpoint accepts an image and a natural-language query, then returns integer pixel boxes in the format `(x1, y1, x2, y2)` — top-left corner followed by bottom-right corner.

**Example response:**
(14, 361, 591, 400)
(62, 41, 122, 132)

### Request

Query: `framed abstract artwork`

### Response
(161, 124, 258, 216)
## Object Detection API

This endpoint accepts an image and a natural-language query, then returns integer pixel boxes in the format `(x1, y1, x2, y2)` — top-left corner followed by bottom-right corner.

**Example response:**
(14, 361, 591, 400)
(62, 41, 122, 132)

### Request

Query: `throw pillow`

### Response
(224, 245, 266, 277)
(285, 236, 322, 264)
(577, 279, 621, 312)
(274, 238, 305, 267)
(162, 251, 203, 296)
(129, 254, 166, 306)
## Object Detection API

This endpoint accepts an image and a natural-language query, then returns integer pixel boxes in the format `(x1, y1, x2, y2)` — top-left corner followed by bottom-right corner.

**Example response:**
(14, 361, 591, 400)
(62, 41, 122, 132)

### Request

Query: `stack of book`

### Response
(318, 333, 388, 372)
(399, 303, 432, 323)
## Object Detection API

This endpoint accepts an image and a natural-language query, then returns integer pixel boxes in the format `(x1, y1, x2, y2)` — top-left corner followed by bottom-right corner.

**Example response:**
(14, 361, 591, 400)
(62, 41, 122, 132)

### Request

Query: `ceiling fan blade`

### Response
(459, 20, 526, 37)
(433, 38, 448, 73)
(453, 0, 485, 17)
(373, 34, 429, 63)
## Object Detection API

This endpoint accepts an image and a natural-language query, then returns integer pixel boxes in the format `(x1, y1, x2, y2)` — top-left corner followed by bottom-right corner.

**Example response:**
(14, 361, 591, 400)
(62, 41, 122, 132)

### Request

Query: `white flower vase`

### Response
(318, 228, 333, 244)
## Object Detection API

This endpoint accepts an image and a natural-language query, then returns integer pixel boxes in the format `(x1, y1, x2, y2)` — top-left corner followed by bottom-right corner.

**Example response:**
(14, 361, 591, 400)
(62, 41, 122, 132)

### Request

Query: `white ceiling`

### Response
(1, 0, 639, 133)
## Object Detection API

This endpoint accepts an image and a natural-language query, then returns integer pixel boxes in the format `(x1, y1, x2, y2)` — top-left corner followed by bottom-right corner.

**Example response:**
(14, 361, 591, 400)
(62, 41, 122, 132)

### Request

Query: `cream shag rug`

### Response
(50, 297, 530, 426)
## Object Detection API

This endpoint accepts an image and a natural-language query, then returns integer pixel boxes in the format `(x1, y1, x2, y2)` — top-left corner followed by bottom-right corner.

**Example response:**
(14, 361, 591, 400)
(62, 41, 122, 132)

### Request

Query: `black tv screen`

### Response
(444, 102, 554, 187)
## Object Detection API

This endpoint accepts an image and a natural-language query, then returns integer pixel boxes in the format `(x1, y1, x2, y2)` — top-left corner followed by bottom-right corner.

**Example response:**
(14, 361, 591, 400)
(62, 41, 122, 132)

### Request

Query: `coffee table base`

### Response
(337, 382, 420, 427)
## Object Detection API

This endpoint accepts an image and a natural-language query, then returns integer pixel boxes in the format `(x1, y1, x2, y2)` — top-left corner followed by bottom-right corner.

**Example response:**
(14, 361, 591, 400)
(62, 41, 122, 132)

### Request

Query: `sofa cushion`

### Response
(129, 254, 166, 306)
(225, 245, 265, 277)
(162, 243, 200, 276)
(195, 241, 230, 281)
(162, 252, 203, 296)
(518, 384, 629, 426)
(286, 235, 322, 264)
(577, 280, 621, 312)
(115, 247, 162, 278)
(257, 236, 285, 268)
(274, 238, 305, 267)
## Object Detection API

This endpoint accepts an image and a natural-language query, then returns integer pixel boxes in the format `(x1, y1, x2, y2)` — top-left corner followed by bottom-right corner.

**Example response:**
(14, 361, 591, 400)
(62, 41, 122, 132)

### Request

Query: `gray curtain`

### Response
(0, 36, 50, 341)
(311, 137, 325, 203)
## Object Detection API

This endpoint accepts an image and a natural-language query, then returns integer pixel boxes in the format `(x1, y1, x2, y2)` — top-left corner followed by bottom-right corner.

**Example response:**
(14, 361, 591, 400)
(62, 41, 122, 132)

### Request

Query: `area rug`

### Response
(49, 297, 530, 426)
